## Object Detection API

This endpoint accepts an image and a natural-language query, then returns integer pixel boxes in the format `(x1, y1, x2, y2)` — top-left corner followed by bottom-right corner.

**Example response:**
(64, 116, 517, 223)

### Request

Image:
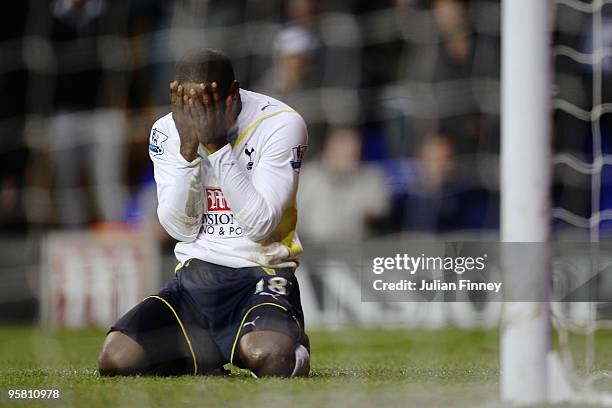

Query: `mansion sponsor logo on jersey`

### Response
(202, 188, 243, 237)
(206, 188, 231, 212)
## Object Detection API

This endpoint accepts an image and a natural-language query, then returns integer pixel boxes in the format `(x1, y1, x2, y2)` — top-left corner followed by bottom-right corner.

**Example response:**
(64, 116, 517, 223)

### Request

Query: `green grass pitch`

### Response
(1, 326, 612, 407)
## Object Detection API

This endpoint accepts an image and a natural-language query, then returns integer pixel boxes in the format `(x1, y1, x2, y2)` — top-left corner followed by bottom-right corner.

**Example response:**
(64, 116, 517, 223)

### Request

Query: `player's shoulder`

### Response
(152, 112, 175, 133)
(241, 89, 306, 128)
(149, 112, 178, 159)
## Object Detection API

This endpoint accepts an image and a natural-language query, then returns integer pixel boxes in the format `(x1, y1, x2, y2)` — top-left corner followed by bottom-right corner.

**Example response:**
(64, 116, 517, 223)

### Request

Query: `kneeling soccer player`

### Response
(98, 48, 310, 378)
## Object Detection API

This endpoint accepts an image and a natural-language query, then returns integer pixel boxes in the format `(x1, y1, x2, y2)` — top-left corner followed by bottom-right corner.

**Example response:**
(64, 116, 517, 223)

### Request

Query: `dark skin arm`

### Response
(170, 81, 199, 162)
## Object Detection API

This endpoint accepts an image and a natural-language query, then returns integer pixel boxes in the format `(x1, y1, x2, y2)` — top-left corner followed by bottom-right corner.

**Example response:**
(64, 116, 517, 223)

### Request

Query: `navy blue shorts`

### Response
(110, 259, 309, 375)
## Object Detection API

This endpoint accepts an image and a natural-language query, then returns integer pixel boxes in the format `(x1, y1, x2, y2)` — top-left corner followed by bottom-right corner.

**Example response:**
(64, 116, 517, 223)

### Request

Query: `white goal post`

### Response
(501, 1, 612, 405)
(500, 0, 552, 404)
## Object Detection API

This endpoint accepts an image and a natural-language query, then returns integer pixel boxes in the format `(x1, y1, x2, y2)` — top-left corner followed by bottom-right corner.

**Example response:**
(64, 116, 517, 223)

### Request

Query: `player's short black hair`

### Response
(175, 48, 236, 96)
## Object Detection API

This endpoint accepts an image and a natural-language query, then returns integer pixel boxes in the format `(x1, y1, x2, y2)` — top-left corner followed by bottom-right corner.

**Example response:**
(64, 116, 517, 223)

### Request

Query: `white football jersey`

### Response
(149, 89, 308, 268)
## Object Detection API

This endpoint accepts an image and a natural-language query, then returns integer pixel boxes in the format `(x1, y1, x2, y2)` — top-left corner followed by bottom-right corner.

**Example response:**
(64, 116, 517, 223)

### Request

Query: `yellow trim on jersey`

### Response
(261, 267, 276, 276)
(174, 262, 183, 273)
(286, 241, 303, 259)
(200, 143, 213, 156)
(274, 206, 303, 259)
(144, 295, 198, 375)
(230, 302, 297, 365)
(281, 229, 303, 259)
(231, 109, 298, 148)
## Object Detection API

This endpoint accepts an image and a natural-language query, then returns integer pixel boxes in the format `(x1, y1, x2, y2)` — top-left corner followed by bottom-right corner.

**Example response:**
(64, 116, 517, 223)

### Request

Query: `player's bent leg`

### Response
(238, 330, 309, 377)
(98, 331, 147, 376)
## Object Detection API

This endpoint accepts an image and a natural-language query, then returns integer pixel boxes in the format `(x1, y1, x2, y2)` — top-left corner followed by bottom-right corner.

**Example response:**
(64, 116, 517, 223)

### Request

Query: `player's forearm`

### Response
(156, 157, 204, 242)
(207, 145, 282, 242)
(157, 204, 201, 242)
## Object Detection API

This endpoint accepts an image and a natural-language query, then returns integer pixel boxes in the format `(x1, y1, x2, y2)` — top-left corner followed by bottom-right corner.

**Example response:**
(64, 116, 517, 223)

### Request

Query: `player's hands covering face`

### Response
(170, 81, 198, 161)
(170, 81, 237, 161)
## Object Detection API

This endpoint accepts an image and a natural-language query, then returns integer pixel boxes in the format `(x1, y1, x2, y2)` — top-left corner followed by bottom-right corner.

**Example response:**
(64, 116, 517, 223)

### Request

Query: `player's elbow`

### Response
(157, 204, 200, 242)
(243, 223, 276, 242)
(241, 208, 281, 242)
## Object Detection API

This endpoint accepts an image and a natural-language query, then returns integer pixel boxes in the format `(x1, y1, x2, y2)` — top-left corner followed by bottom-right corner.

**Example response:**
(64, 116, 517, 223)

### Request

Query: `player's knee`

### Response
(98, 331, 147, 376)
(98, 350, 123, 377)
(239, 331, 296, 377)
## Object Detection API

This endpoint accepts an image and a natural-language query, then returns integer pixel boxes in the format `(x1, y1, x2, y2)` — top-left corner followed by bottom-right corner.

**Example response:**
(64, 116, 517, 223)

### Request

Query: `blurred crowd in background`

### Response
(0, 0, 607, 244)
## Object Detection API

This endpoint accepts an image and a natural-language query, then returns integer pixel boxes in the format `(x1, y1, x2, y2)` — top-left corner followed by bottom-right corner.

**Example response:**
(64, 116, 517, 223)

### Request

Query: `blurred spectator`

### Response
(125, 0, 170, 108)
(433, 0, 472, 65)
(429, 0, 496, 156)
(374, 0, 500, 233)
(258, 23, 321, 101)
(402, 134, 492, 232)
(256, 0, 338, 156)
(298, 127, 389, 242)
(30, 0, 129, 228)
(287, 0, 320, 27)
(257, 23, 327, 154)
(272, 26, 320, 93)
(384, 0, 499, 156)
